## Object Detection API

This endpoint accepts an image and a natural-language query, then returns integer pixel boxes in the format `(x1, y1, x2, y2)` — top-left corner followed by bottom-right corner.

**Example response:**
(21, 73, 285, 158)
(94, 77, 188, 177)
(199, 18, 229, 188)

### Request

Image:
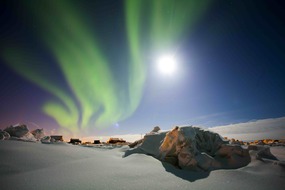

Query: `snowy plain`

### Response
(0, 140, 284, 190)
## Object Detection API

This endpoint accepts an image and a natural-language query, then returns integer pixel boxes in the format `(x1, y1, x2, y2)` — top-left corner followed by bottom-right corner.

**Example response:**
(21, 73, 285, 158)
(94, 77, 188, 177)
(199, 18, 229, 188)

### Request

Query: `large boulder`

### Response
(31, 129, 45, 140)
(125, 126, 251, 171)
(0, 130, 10, 140)
(4, 124, 29, 138)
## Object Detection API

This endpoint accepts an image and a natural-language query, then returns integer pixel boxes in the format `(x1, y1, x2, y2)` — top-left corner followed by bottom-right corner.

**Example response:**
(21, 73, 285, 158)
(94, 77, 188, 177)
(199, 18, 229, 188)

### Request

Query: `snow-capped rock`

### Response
(125, 126, 251, 171)
(4, 124, 29, 138)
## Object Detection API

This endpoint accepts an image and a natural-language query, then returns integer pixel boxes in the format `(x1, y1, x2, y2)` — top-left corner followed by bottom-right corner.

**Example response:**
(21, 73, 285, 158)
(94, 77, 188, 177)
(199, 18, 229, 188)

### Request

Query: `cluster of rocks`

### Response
(0, 124, 45, 142)
(126, 126, 251, 171)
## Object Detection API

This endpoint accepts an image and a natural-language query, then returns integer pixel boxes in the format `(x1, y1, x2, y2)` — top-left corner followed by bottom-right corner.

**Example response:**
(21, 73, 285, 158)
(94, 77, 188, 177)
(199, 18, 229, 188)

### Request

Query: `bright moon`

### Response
(157, 55, 177, 75)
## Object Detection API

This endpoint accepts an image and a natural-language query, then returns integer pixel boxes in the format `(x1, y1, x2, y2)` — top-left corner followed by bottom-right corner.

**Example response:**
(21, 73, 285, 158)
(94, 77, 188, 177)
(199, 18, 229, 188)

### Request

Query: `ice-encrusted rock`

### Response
(4, 124, 29, 138)
(125, 126, 251, 171)
(0, 130, 10, 140)
(31, 129, 45, 140)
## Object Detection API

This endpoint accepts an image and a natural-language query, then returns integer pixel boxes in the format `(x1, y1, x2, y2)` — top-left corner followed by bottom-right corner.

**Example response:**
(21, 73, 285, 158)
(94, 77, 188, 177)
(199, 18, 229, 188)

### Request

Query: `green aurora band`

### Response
(1, 0, 210, 133)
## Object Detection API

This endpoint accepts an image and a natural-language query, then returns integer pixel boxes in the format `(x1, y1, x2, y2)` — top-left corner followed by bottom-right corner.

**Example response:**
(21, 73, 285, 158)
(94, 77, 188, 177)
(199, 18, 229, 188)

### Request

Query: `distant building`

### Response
(93, 140, 101, 144)
(107, 138, 126, 144)
(50, 135, 63, 142)
(69, 138, 82, 145)
(82, 142, 92, 145)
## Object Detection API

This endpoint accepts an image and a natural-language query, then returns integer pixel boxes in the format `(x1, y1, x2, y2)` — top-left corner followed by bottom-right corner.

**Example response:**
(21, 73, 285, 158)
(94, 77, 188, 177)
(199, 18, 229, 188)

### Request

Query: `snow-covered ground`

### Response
(0, 140, 284, 190)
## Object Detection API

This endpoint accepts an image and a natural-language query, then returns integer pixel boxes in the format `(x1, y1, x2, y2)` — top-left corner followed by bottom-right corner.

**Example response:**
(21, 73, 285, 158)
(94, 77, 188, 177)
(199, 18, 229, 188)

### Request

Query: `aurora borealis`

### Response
(1, 0, 209, 133)
(0, 0, 285, 137)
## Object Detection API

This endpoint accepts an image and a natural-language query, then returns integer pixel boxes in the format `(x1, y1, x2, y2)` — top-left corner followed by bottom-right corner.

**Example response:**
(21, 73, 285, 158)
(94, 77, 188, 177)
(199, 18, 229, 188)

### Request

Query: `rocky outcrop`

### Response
(125, 126, 251, 171)
(248, 145, 278, 161)
(256, 146, 278, 160)
(3, 124, 44, 142)
(0, 130, 10, 140)
(31, 129, 45, 140)
(4, 124, 29, 138)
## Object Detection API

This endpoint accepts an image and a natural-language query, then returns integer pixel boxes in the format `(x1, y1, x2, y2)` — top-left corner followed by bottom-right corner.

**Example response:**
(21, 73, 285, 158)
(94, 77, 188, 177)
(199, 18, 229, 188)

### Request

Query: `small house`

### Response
(93, 140, 101, 144)
(107, 138, 126, 144)
(69, 138, 82, 145)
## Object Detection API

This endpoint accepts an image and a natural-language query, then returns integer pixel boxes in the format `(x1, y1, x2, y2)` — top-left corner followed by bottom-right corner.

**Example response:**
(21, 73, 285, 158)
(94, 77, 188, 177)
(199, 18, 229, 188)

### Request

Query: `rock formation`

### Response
(31, 129, 45, 140)
(248, 145, 278, 161)
(0, 130, 10, 140)
(125, 126, 251, 171)
(4, 124, 29, 138)
(3, 124, 42, 142)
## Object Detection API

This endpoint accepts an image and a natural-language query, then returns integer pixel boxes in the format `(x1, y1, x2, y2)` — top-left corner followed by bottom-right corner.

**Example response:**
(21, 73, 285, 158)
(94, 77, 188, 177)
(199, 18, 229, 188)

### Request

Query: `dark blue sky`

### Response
(0, 0, 284, 136)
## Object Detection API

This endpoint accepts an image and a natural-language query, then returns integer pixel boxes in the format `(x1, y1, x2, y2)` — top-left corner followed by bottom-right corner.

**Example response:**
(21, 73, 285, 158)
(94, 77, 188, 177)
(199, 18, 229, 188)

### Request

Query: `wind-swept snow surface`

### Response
(0, 140, 284, 190)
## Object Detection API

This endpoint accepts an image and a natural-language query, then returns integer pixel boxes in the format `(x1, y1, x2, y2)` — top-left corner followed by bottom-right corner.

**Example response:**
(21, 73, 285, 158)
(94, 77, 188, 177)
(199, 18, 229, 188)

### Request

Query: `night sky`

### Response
(0, 0, 284, 138)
